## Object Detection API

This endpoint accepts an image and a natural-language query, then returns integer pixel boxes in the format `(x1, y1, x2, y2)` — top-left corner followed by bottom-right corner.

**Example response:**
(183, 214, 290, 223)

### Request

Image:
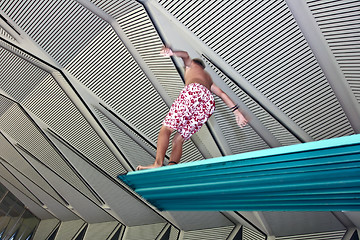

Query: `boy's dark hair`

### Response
(192, 58, 206, 69)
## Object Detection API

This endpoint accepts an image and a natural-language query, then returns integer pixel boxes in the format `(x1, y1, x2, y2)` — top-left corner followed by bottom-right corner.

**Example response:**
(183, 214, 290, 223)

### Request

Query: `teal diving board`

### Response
(118, 134, 360, 211)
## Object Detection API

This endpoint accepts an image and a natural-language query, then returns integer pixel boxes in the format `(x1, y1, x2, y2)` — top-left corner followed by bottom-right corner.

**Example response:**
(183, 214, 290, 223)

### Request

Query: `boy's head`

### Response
(192, 58, 206, 69)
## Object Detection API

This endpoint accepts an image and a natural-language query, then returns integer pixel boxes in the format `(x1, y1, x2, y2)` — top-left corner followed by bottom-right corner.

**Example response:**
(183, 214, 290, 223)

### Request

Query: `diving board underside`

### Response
(118, 134, 360, 211)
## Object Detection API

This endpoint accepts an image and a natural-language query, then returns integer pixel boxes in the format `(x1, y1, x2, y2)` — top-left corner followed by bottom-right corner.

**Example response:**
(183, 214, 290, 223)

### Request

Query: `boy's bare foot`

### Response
(136, 163, 162, 171)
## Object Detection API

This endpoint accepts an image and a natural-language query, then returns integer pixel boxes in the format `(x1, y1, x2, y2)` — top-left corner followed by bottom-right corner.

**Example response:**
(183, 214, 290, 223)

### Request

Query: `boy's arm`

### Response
(211, 84, 248, 128)
(160, 46, 192, 67)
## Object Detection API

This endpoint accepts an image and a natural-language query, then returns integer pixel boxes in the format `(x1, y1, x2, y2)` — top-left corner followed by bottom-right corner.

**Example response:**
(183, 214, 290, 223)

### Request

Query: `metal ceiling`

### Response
(0, 0, 359, 239)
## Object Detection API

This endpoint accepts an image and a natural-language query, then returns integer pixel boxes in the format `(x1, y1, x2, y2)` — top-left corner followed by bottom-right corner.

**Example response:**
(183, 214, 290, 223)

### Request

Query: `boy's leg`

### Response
(154, 125, 174, 166)
(136, 125, 173, 170)
(168, 132, 185, 165)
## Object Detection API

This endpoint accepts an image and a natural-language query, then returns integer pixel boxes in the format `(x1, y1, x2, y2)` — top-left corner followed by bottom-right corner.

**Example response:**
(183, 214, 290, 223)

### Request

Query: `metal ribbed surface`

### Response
(0, 0, 108, 67)
(123, 223, 166, 240)
(276, 230, 346, 240)
(90, 0, 141, 20)
(307, 0, 360, 103)
(206, 58, 300, 153)
(158, 0, 353, 141)
(93, 107, 156, 169)
(0, 26, 16, 42)
(0, 39, 40, 65)
(0, 161, 41, 206)
(65, 26, 168, 141)
(31, 219, 60, 240)
(213, 96, 269, 153)
(0, 94, 13, 117)
(169, 226, 180, 240)
(243, 226, 266, 240)
(84, 222, 120, 240)
(183, 226, 234, 240)
(0, 133, 65, 205)
(0, 103, 100, 205)
(54, 220, 85, 240)
(117, 6, 185, 102)
(0, 48, 48, 102)
(21, 73, 126, 177)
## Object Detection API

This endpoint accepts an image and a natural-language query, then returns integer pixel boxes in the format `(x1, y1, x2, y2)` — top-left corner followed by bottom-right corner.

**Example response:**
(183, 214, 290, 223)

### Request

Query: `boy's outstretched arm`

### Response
(211, 84, 248, 128)
(160, 46, 192, 67)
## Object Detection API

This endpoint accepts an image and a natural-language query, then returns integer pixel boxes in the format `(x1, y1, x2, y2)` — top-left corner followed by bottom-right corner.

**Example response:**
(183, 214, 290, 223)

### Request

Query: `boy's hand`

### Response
(160, 46, 174, 57)
(234, 110, 248, 128)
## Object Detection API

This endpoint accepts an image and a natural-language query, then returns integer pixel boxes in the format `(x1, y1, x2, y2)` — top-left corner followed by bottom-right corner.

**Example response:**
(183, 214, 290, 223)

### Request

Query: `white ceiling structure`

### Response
(0, 0, 359, 239)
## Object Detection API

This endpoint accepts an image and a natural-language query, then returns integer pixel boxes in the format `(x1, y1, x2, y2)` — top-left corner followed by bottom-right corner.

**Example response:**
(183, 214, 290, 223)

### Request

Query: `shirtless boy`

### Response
(136, 47, 248, 170)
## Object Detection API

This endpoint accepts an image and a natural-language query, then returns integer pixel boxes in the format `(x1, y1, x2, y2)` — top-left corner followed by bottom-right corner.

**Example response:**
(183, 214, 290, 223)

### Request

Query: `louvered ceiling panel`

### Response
(262, 211, 345, 237)
(276, 230, 346, 240)
(169, 226, 180, 240)
(0, 102, 101, 205)
(0, 39, 40, 66)
(0, 0, 108, 67)
(54, 220, 86, 240)
(158, 0, 354, 141)
(20, 73, 126, 177)
(0, 133, 65, 205)
(32, 219, 60, 240)
(0, 48, 47, 102)
(84, 222, 120, 240)
(0, 27, 16, 42)
(123, 222, 166, 240)
(65, 26, 168, 141)
(93, 107, 155, 169)
(243, 226, 266, 240)
(206, 58, 300, 153)
(213, 97, 268, 153)
(183, 226, 234, 240)
(90, 0, 141, 20)
(117, 6, 186, 102)
(0, 45, 126, 177)
(0, 94, 13, 117)
(0, 162, 41, 206)
(307, 0, 360, 103)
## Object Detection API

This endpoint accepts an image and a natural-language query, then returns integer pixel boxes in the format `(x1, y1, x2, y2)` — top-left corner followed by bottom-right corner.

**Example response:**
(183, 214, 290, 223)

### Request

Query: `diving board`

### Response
(118, 134, 360, 211)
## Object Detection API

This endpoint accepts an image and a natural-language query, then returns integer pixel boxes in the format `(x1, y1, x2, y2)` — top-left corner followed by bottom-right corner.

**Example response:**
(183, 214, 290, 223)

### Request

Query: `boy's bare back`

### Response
(185, 62, 213, 90)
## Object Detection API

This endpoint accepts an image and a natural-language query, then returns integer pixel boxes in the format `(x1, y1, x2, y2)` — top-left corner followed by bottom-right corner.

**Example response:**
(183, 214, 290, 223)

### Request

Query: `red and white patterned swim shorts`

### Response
(163, 83, 215, 140)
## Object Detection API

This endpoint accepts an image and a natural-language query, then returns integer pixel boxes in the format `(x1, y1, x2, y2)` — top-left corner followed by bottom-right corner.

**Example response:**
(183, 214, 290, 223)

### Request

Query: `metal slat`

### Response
(54, 220, 86, 240)
(123, 223, 166, 240)
(307, 0, 360, 105)
(93, 108, 156, 169)
(0, 133, 65, 205)
(0, 102, 101, 205)
(0, 27, 16, 42)
(243, 226, 266, 240)
(183, 226, 234, 240)
(0, 48, 47, 102)
(21, 74, 127, 177)
(276, 230, 346, 240)
(207, 59, 299, 150)
(90, 0, 140, 20)
(1, 0, 108, 67)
